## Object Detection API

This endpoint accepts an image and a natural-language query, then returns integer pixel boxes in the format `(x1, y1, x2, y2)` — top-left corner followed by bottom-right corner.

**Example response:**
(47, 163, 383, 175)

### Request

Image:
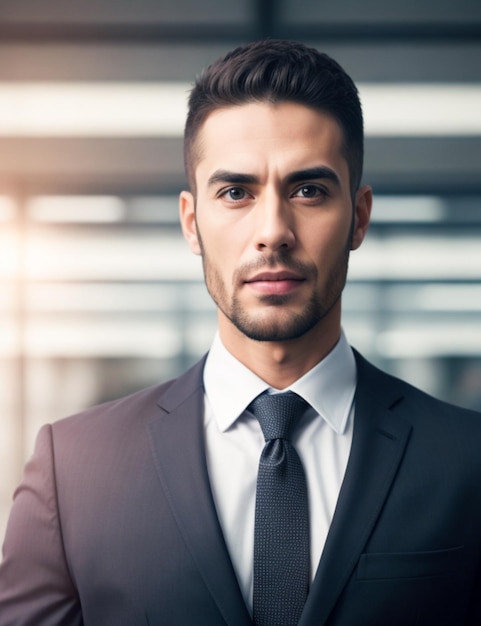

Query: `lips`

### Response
(244, 270, 305, 295)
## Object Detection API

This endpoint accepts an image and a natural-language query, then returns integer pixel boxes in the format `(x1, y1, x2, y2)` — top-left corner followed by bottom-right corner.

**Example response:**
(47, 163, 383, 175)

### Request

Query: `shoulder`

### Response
(51, 355, 207, 442)
(353, 348, 481, 433)
(353, 350, 481, 486)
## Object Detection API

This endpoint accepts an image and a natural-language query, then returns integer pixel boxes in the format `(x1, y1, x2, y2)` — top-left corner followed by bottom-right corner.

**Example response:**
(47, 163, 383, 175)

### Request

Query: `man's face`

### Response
(180, 101, 371, 345)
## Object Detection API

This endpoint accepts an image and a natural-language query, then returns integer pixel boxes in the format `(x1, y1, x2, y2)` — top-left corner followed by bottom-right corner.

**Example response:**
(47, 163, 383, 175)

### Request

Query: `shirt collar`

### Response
(203, 330, 357, 435)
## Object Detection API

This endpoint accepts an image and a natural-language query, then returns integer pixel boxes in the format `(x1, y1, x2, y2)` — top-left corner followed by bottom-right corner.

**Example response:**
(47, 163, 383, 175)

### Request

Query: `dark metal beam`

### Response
(0, 21, 479, 44)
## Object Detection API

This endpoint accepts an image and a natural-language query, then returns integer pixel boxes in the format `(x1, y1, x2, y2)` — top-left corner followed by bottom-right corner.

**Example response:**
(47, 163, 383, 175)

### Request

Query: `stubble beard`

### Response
(197, 227, 353, 343)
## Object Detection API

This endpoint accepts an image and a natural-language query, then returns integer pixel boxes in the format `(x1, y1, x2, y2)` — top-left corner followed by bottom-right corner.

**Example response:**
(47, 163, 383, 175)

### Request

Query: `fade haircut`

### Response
(183, 39, 364, 197)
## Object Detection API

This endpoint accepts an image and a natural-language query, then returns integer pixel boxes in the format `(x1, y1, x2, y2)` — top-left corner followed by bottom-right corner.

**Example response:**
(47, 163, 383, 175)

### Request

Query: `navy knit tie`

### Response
(250, 391, 310, 626)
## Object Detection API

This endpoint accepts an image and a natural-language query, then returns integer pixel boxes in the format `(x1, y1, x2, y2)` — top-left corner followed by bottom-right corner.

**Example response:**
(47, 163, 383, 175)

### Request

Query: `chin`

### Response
(230, 310, 322, 343)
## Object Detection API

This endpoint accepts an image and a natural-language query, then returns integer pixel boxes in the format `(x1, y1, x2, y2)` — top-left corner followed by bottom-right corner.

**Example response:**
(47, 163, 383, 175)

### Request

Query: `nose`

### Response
(253, 194, 296, 252)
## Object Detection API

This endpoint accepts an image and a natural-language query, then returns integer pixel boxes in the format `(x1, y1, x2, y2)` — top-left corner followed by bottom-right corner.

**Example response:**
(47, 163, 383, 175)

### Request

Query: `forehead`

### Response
(193, 101, 348, 185)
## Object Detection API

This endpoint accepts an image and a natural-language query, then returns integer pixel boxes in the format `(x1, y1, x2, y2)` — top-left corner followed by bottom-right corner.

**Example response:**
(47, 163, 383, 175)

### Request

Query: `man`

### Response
(1, 39, 481, 626)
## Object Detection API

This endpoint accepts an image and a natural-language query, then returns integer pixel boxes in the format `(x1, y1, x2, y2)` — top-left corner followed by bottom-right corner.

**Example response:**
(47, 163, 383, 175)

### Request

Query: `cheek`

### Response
(201, 232, 239, 280)
(301, 225, 343, 255)
(198, 215, 248, 259)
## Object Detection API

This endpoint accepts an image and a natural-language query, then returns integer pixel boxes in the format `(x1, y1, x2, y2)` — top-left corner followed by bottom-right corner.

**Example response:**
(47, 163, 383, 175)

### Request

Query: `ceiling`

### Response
(0, 0, 480, 196)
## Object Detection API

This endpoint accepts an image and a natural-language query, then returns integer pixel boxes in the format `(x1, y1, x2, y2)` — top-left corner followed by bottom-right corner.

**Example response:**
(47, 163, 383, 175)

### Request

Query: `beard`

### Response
(197, 223, 353, 343)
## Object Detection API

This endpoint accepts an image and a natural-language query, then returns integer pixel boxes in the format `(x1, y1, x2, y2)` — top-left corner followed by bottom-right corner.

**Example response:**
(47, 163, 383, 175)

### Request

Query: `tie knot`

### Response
(249, 391, 308, 441)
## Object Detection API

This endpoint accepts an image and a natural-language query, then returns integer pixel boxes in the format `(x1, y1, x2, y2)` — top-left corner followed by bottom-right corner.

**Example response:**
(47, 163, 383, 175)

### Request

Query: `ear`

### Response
(351, 185, 372, 251)
(179, 190, 202, 255)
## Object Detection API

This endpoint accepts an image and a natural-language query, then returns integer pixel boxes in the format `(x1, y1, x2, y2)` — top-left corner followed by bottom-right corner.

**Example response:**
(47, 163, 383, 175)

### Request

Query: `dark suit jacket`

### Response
(1, 351, 481, 625)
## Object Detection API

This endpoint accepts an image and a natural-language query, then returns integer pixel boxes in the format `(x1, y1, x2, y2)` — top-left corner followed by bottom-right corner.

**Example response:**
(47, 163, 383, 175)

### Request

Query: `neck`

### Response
(218, 311, 341, 389)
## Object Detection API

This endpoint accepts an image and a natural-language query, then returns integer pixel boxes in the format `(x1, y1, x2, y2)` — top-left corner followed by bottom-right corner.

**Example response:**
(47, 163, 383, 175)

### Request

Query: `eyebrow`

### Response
(207, 170, 259, 187)
(286, 166, 341, 188)
(207, 166, 341, 189)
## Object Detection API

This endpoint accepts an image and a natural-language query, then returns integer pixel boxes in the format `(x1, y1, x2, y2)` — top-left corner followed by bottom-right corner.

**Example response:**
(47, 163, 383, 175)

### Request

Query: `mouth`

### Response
(244, 270, 306, 295)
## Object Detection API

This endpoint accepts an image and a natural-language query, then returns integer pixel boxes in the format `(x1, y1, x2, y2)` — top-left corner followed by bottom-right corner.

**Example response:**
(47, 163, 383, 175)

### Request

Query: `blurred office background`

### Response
(1, 0, 481, 536)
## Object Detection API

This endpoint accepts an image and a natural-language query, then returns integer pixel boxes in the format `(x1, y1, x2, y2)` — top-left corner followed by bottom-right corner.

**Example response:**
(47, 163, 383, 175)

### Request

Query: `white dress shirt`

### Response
(203, 331, 357, 613)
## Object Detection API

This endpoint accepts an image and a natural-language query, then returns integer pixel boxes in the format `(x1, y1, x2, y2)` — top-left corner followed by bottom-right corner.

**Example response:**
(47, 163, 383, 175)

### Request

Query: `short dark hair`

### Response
(184, 39, 364, 196)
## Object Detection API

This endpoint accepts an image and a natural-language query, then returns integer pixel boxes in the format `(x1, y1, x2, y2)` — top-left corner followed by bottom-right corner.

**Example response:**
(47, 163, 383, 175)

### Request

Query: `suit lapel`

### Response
(300, 352, 413, 626)
(148, 358, 252, 626)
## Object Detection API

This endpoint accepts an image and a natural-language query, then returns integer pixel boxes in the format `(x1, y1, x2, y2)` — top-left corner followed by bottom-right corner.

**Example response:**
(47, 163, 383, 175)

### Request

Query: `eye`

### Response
(292, 184, 326, 199)
(220, 187, 249, 202)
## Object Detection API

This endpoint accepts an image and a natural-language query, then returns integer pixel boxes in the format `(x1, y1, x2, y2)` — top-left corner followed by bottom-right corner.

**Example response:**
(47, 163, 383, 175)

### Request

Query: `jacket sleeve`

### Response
(0, 424, 82, 626)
